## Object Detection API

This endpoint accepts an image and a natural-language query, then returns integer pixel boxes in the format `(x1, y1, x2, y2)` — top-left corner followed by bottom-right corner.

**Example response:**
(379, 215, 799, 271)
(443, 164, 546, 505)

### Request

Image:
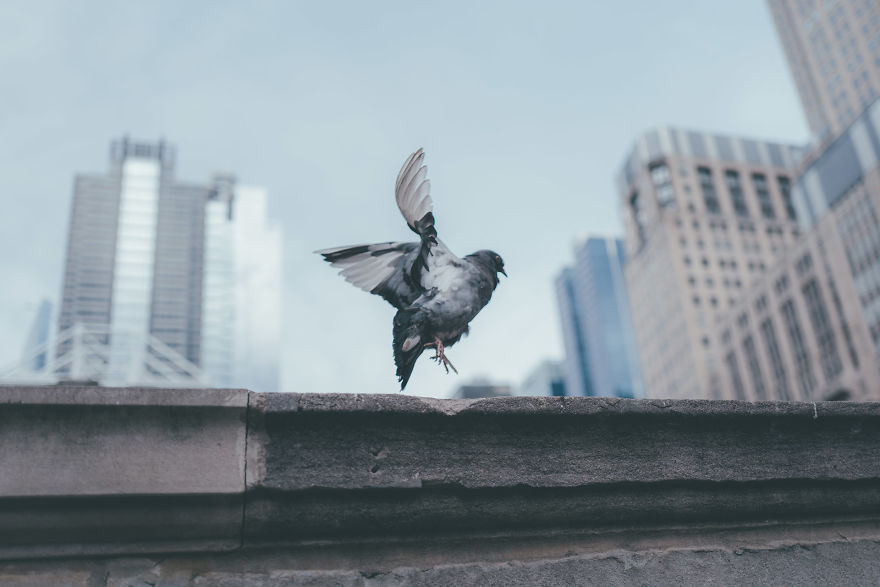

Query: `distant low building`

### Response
(451, 381, 512, 399)
(516, 360, 566, 397)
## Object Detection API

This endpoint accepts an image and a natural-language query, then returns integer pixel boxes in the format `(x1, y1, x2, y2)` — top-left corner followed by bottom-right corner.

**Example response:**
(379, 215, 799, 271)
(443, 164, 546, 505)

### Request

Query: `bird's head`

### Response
(470, 249, 507, 277)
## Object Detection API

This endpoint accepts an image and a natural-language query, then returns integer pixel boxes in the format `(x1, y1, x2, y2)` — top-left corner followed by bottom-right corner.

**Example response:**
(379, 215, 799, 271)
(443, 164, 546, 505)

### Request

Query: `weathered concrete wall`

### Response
(1, 386, 880, 585)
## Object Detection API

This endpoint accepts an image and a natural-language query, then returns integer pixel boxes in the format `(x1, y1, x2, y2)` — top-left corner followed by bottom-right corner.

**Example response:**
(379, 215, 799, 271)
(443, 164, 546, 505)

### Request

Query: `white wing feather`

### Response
(394, 148, 433, 229)
(315, 243, 410, 293)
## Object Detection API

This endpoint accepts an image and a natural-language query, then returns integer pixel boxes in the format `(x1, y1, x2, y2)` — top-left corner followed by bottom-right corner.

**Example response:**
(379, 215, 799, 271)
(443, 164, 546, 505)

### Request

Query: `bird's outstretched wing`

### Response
(315, 242, 423, 309)
(395, 149, 437, 244)
(316, 151, 447, 309)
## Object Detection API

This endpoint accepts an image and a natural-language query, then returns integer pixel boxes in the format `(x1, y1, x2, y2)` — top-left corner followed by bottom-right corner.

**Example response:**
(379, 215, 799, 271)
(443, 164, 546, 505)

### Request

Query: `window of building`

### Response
(755, 295, 767, 313)
(781, 299, 817, 396)
(629, 191, 646, 246)
(796, 253, 813, 276)
(726, 170, 748, 217)
(778, 176, 797, 221)
(650, 161, 676, 208)
(725, 350, 747, 400)
(743, 335, 767, 400)
(802, 278, 843, 381)
(760, 318, 789, 400)
(698, 166, 720, 214)
(752, 173, 775, 219)
(826, 273, 860, 369)
(775, 273, 790, 294)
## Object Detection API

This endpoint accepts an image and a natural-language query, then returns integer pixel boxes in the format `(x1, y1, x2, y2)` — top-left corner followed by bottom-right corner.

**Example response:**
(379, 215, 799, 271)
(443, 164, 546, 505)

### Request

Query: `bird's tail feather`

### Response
(392, 308, 424, 391)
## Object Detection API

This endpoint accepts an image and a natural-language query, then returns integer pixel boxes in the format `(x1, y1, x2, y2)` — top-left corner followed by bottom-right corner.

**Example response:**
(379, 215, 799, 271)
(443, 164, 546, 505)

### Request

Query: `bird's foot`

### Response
(424, 338, 458, 375)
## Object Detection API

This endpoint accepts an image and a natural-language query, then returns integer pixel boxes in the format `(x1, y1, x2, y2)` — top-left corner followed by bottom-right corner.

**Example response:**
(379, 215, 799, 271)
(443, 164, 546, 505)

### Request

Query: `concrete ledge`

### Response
(0, 386, 247, 558)
(2, 386, 880, 584)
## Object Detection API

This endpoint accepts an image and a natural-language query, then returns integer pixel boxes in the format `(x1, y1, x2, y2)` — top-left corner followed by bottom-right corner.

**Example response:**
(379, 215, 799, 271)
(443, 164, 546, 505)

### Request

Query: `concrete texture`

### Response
(2, 386, 880, 584)
(0, 385, 248, 558)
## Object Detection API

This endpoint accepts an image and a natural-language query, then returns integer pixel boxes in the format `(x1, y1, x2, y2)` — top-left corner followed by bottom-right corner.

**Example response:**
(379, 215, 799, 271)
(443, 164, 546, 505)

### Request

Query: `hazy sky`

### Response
(0, 1, 809, 397)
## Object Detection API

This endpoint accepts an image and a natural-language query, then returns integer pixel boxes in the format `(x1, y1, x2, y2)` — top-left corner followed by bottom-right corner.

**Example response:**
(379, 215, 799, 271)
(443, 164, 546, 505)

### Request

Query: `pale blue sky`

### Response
(0, 1, 809, 397)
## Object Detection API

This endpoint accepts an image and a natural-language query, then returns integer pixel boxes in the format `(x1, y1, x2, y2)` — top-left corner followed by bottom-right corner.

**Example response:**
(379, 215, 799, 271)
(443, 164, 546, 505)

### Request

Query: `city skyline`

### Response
(0, 1, 809, 397)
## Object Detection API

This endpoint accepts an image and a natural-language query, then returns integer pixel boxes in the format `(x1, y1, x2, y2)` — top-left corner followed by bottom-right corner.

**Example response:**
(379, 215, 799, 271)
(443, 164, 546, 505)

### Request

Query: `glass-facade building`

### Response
(555, 237, 643, 398)
(56, 137, 281, 391)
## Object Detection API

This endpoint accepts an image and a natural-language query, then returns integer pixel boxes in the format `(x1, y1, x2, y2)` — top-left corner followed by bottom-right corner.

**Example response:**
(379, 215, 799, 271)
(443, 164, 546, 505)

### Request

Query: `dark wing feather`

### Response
(315, 241, 423, 309)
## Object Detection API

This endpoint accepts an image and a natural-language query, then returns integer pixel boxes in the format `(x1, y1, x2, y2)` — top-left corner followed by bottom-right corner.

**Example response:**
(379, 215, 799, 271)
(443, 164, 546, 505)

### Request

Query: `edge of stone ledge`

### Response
(0, 385, 250, 407)
(250, 392, 880, 418)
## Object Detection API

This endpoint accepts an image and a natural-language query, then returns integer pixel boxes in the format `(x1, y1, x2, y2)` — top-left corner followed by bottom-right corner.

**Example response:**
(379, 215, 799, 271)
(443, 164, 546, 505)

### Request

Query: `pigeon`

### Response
(316, 149, 506, 390)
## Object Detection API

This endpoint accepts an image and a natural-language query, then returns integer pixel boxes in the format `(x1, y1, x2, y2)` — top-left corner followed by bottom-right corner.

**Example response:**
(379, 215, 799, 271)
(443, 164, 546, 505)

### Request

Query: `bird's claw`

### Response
(424, 338, 458, 375)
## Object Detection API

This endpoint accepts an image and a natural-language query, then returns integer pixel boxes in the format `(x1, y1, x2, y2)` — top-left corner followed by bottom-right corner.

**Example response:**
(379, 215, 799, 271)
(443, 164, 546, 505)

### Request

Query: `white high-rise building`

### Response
(47, 137, 282, 391)
(617, 128, 803, 399)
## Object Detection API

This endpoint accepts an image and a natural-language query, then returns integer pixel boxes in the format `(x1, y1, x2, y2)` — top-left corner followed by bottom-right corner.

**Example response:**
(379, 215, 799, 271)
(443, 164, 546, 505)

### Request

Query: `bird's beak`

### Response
(500, 268, 507, 277)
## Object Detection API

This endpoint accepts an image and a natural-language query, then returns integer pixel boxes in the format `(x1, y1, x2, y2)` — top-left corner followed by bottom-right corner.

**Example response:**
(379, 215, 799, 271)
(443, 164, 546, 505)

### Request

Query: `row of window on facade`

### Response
(721, 256, 858, 402)
(638, 161, 797, 222)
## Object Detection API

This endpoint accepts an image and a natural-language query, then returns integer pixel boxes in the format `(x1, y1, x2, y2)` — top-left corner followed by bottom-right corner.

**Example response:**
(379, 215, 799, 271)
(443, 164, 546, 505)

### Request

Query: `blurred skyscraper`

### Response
(555, 237, 643, 398)
(768, 0, 880, 142)
(618, 129, 803, 399)
(49, 137, 281, 391)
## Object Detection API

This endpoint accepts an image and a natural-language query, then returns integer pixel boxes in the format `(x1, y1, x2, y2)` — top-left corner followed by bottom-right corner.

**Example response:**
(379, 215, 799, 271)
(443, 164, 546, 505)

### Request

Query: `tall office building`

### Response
(555, 237, 643, 398)
(715, 99, 880, 401)
(768, 0, 880, 141)
(618, 128, 803, 399)
(55, 137, 281, 390)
